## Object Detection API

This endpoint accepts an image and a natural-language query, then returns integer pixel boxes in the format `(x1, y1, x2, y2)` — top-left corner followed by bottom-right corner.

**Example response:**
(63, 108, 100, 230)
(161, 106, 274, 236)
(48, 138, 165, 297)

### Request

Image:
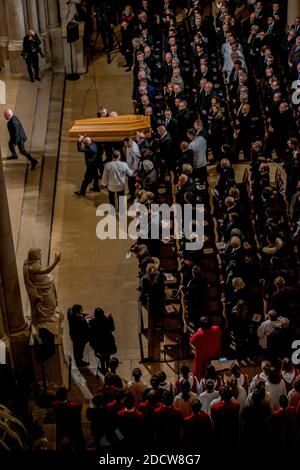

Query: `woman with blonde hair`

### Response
(207, 105, 225, 162)
(227, 277, 253, 366)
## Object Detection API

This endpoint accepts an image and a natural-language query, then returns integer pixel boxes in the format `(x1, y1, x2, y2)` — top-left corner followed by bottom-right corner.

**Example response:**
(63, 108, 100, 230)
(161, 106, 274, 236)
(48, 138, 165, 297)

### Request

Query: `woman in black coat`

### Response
(89, 308, 117, 374)
(68, 304, 90, 367)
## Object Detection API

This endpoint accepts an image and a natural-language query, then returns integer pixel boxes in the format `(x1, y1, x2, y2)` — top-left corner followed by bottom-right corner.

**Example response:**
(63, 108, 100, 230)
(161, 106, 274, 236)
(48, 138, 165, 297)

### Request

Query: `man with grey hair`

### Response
(187, 128, 207, 184)
(257, 309, 289, 350)
(3, 109, 38, 170)
(124, 137, 140, 201)
(157, 125, 173, 171)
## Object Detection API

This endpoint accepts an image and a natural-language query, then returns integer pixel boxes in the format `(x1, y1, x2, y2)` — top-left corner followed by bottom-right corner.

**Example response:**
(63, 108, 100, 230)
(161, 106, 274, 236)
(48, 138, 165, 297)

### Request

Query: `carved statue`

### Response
(23, 248, 62, 337)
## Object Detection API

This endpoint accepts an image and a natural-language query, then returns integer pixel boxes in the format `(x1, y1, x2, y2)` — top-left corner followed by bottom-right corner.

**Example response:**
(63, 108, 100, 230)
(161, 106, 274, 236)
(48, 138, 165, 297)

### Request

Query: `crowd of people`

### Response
(68, 0, 300, 451)
(2, 0, 300, 452)
(49, 359, 300, 450)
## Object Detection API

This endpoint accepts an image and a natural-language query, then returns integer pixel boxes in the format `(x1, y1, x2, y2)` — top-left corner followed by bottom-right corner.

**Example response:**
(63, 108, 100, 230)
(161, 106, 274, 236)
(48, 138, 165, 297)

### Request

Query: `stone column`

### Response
(36, 0, 52, 64)
(0, 151, 29, 365)
(47, 0, 64, 70)
(287, 0, 300, 26)
(0, 0, 9, 69)
(7, 0, 27, 73)
(47, 0, 60, 28)
(27, 0, 40, 33)
(0, 278, 13, 367)
(0, 154, 27, 334)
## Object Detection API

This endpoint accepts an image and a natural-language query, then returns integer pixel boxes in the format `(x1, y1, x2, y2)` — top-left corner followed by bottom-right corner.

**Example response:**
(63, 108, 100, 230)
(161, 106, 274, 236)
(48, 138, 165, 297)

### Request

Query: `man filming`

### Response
(94, 0, 117, 52)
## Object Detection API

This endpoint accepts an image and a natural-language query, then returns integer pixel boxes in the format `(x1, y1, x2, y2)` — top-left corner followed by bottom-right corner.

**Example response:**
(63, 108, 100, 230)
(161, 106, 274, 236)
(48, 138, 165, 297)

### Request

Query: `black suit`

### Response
(161, 61, 173, 84)
(160, 132, 173, 169)
(22, 33, 43, 81)
(162, 117, 178, 139)
(175, 108, 194, 142)
(77, 141, 99, 194)
(7, 115, 35, 163)
(67, 309, 90, 364)
(235, 112, 252, 160)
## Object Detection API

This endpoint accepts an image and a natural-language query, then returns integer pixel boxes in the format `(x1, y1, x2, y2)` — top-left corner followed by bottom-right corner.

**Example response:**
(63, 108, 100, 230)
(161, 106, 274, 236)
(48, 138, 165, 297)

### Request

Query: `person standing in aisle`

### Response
(3, 109, 38, 170)
(74, 135, 100, 196)
(21, 29, 44, 82)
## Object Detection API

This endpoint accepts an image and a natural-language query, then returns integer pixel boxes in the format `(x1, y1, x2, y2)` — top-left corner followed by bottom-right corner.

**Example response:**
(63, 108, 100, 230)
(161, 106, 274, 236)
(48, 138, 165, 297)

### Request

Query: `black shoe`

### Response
(6, 155, 18, 160)
(30, 78, 35, 82)
(125, 67, 131, 72)
(76, 360, 90, 367)
(31, 159, 38, 171)
(74, 191, 85, 196)
(121, 64, 128, 68)
(35, 77, 41, 81)
(89, 187, 101, 192)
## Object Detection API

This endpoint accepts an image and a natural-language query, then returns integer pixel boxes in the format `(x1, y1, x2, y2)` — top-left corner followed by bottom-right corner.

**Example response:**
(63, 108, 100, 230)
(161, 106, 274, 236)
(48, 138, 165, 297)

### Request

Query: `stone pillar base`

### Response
(0, 38, 9, 70)
(40, 32, 52, 66)
(8, 45, 27, 74)
(31, 342, 70, 393)
(9, 326, 31, 368)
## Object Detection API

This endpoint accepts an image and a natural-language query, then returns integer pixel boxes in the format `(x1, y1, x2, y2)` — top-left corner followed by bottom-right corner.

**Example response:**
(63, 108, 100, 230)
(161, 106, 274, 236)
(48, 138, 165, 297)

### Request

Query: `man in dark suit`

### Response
(234, 103, 252, 161)
(67, 304, 90, 367)
(74, 135, 100, 196)
(161, 52, 173, 85)
(175, 100, 194, 142)
(157, 125, 173, 169)
(21, 29, 43, 82)
(4, 109, 38, 170)
(162, 108, 178, 139)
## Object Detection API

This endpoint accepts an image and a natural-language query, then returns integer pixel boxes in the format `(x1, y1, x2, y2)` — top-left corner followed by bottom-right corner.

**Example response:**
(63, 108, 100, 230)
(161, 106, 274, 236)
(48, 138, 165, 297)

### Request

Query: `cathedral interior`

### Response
(0, 0, 300, 457)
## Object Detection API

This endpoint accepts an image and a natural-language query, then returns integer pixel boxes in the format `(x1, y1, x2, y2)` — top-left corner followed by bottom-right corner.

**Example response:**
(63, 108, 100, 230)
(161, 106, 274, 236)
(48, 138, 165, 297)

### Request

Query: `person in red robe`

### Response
(190, 316, 222, 380)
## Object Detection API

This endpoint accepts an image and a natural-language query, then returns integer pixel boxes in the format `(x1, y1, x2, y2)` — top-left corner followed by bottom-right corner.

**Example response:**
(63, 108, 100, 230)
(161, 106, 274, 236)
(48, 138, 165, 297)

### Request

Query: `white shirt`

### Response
(249, 371, 269, 394)
(257, 317, 290, 349)
(102, 161, 133, 192)
(125, 141, 140, 171)
(188, 136, 207, 169)
(173, 391, 198, 417)
(199, 390, 220, 413)
(265, 380, 287, 410)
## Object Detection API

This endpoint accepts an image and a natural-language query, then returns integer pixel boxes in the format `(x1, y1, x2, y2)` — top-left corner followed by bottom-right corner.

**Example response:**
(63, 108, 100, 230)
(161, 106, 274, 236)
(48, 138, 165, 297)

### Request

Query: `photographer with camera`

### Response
(94, 0, 117, 52)
(21, 30, 44, 82)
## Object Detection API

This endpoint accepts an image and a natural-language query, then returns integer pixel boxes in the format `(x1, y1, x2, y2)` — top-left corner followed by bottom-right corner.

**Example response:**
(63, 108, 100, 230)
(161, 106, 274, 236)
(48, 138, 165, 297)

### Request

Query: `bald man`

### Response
(4, 109, 38, 170)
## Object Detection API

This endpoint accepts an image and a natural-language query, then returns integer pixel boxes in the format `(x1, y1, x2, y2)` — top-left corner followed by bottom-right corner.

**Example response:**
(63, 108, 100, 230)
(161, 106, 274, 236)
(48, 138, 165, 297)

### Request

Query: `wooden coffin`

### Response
(68, 114, 151, 142)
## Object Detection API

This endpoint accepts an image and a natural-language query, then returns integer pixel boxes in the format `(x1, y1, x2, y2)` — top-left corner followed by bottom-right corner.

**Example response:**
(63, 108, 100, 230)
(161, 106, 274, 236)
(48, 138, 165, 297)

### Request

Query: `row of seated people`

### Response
(49, 356, 300, 450)
(212, 157, 264, 365)
(212, 144, 300, 362)
(119, 1, 299, 364)
(217, 1, 299, 162)
(249, 148, 300, 357)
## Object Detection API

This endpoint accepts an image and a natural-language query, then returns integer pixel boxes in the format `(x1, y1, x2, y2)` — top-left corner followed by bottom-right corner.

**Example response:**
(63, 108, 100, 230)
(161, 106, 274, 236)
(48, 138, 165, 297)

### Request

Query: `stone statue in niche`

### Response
(23, 248, 62, 338)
